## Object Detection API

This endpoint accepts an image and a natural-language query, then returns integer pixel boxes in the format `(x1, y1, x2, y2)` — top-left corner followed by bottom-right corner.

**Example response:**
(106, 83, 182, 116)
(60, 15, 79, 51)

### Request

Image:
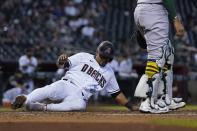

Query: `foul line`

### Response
(96, 113, 197, 116)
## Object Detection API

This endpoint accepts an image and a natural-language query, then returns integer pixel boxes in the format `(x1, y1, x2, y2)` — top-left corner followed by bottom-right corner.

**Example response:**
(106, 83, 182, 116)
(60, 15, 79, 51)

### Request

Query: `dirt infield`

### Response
(0, 107, 197, 131)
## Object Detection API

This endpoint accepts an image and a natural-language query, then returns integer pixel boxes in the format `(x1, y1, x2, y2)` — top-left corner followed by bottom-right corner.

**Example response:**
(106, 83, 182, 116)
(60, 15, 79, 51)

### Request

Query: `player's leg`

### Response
(26, 90, 87, 111)
(145, 60, 161, 108)
(12, 80, 69, 109)
(161, 42, 174, 105)
(134, 4, 170, 113)
(24, 80, 87, 111)
(45, 95, 86, 111)
(161, 42, 186, 109)
(139, 44, 172, 113)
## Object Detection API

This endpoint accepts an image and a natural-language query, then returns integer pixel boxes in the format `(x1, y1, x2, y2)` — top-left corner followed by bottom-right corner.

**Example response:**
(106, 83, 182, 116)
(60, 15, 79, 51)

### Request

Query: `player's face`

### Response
(96, 54, 111, 67)
(99, 58, 110, 67)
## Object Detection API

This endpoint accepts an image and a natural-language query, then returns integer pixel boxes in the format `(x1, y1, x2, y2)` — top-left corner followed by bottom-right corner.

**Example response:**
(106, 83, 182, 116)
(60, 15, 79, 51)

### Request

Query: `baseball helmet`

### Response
(97, 41, 114, 61)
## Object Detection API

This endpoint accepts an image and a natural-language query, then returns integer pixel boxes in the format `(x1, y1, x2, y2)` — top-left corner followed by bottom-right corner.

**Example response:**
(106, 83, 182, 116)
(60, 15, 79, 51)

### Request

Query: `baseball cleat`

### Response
(149, 104, 169, 114)
(11, 95, 27, 109)
(139, 98, 169, 114)
(169, 98, 186, 110)
(139, 98, 151, 113)
(172, 97, 183, 103)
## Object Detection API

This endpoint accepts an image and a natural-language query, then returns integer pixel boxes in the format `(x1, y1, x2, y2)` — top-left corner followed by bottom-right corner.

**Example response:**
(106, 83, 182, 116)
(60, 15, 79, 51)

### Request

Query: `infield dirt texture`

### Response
(0, 105, 197, 131)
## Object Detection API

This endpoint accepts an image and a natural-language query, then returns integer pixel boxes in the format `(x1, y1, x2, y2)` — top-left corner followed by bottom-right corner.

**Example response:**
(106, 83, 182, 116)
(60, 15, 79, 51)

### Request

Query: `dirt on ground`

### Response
(0, 108, 197, 131)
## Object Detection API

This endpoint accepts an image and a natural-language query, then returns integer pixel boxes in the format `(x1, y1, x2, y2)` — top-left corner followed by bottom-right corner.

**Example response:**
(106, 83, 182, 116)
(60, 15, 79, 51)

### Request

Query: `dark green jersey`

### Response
(163, 0, 177, 20)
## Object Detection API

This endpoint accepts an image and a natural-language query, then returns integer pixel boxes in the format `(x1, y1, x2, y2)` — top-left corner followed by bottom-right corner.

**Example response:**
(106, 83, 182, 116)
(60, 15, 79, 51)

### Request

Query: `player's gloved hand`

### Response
(174, 17, 185, 37)
(56, 53, 68, 68)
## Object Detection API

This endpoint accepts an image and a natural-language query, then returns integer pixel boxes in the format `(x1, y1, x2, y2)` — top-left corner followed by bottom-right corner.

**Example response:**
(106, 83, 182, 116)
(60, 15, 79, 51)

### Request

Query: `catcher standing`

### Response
(134, 0, 185, 113)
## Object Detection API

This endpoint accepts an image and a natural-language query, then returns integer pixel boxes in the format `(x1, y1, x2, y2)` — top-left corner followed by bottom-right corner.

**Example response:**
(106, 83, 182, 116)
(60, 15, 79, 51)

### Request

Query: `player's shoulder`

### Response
(74, 52, 94, 58)
(105, 64, 115, 74)
(77, 52, 93, 56)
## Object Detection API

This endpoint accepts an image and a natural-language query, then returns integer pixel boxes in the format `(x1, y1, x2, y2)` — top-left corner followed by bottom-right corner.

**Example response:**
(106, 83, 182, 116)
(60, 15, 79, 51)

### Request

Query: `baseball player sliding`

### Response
(11, 41, 133, 111)
(134, 0, 186, 113)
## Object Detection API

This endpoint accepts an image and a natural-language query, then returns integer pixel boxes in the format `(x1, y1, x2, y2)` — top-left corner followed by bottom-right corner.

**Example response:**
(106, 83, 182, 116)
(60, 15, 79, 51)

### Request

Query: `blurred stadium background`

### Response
(0, 0, 197, 106)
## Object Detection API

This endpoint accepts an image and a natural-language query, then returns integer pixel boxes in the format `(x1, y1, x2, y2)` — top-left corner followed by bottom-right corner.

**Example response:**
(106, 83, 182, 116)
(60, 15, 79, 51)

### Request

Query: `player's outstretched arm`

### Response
(56, 53, 68, 69)
(112, 92, 133, 111)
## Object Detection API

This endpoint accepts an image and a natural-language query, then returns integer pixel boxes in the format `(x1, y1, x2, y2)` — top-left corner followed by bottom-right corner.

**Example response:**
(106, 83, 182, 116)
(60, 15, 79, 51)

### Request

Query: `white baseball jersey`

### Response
(25, 52, 120, 111)
(107, 59, 119, 73)
(63, 52, 120, 100)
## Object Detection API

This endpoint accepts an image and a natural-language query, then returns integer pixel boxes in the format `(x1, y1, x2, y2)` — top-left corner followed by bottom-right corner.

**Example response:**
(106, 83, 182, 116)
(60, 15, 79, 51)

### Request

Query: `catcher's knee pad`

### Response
(145, 61, 160, 78)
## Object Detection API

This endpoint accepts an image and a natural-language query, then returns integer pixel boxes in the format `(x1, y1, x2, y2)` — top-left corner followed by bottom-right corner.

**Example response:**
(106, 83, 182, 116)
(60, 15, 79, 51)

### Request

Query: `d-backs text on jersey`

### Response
(81, 64, 106, 88)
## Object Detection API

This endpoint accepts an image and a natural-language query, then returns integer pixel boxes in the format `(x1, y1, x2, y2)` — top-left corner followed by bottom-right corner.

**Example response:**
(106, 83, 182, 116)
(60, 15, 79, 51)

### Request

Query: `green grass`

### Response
(183, 105, 197, 110)
(151, 119, 197, 128)
(0, 107, 15, 111)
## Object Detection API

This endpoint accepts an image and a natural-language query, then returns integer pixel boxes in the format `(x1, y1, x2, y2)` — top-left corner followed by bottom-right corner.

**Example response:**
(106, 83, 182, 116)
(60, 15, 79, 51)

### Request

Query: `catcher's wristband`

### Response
(173, 16, 180, 22)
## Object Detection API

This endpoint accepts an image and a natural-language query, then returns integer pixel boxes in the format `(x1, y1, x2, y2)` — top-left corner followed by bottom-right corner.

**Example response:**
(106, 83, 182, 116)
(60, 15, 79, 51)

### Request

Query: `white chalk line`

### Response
(95, 113, 197, 116)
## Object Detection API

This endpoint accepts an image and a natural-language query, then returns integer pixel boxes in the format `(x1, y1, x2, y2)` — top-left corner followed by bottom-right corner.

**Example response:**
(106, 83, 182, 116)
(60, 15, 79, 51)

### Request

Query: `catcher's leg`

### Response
(145, 60, 161, 109)
(162, 63, 173, 105)
(140, 43, 174, 113)
(139, 60, 169, 113)
(161, 40, 174, 105)
(161, 42, 186, 109)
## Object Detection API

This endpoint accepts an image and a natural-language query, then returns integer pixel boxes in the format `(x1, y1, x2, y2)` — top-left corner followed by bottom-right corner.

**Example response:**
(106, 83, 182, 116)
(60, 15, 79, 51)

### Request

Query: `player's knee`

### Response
(71, 100, 86, 111)
(145, 61, 160, 78)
